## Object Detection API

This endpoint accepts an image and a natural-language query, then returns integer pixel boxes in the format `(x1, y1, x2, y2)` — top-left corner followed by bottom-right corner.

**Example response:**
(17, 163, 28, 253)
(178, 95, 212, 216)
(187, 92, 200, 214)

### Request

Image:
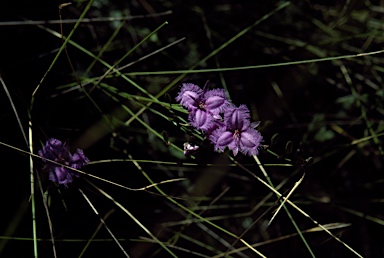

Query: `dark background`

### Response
(1, 0, 384, 257)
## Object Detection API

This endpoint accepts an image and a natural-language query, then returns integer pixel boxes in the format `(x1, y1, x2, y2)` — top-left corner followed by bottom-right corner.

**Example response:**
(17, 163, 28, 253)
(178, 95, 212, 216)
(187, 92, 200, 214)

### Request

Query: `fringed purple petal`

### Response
(230, 146, 239, 156)
(71, 149, 90, 168)
(203, 89, 229, 114)
(224, 104, 251, 130)
(239, 127, 263, 156)
(50, 167, 75, 186)
(175, 83, 203, 109)
(189, 109, 215, 132)
(38, 138, 66, 161)
(210, 126, 234, 153)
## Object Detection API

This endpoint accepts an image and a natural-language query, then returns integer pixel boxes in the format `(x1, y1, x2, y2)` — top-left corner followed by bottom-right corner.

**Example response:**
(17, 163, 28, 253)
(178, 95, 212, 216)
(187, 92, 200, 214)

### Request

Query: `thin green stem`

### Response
(122, 49, 384, 76)
(28, 120, 37, 258)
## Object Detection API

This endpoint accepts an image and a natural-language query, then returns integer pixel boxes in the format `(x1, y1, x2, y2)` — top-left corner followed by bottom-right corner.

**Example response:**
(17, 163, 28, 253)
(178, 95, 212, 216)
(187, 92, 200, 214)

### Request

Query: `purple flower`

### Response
(38, 138, 89, 186)
(176, 83, 229, 132)
(176, 82, 263, 157)
(188, 109, 214, 132)
(183, 142, 199, 156)
(175, 83, 203, 111)
(210, 105, 263, 156)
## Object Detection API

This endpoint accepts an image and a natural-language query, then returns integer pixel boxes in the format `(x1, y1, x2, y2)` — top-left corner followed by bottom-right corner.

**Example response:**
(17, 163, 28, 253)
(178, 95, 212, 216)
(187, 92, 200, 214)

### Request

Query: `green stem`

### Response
(29, 120, 38, 258)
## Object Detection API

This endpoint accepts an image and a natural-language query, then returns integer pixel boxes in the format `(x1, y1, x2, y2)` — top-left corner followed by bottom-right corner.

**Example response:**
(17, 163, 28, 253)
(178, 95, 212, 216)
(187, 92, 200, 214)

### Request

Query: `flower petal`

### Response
(175, 83, 203, 109)
(204, 89, 229, 114)
(71, 149, 90, 168)
(209, 126, 229, 152)
(239, 127, 263, 156)
(224, 105, 251, 130)
(189, 109, 214, 132)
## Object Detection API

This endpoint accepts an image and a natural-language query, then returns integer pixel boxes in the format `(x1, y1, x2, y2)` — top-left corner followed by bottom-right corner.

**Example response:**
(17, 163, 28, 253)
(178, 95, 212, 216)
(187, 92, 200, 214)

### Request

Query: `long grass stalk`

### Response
(123, 49, 384, 76)
(28, 120, 37, 258)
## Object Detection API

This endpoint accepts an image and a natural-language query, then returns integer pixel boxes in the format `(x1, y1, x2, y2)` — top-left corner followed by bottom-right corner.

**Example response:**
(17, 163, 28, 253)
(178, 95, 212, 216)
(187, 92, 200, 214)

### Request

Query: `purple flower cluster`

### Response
(176, 83, 263, 156)
(38, 138, 89, 186)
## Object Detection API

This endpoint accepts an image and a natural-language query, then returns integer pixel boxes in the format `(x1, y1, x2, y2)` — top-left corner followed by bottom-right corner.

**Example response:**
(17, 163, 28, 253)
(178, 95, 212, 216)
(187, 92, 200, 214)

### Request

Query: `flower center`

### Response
(56, 153, 70, 165)
(233, 129, 241, 140)
(198, 102, 206, 110)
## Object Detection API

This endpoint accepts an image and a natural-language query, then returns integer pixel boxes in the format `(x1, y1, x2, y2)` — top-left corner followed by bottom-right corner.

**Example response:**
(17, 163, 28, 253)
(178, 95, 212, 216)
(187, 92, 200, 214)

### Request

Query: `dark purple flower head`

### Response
(176, 82, 263, 157)
(210, 105, 263, 156)
(176, 83, 229, 132)
(38, 138, 89, 186)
